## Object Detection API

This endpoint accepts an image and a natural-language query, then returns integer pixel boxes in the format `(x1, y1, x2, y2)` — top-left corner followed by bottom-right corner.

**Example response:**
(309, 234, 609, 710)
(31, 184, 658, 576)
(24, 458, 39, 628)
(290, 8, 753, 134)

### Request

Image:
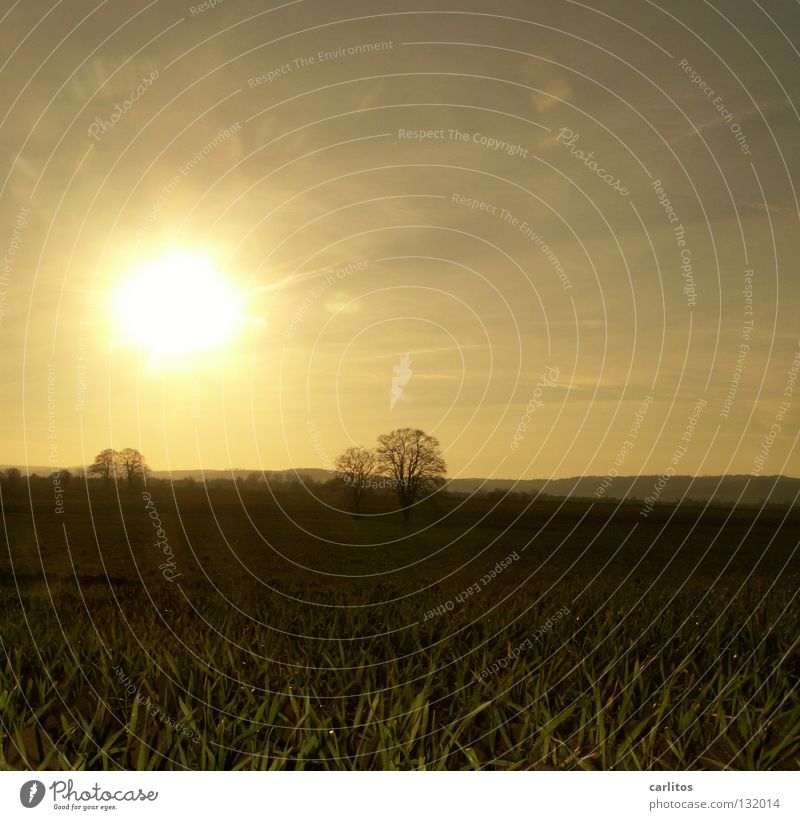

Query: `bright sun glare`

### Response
(112, 250, 241, 359)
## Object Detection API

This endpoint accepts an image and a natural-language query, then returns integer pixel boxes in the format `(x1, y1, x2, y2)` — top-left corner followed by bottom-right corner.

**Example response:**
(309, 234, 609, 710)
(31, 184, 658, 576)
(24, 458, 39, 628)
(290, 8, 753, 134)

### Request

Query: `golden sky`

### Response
(1, 0, 798, 480)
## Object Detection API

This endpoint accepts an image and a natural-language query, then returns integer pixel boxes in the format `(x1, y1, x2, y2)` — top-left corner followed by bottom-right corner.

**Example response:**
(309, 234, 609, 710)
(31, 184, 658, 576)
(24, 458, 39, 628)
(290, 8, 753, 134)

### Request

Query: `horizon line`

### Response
(2, 464, 798, 482)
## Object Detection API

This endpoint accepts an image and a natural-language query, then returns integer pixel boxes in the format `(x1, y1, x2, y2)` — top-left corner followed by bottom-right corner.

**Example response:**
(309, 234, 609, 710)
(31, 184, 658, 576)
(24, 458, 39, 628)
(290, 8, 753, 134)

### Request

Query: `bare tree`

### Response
(88, 449, 118, 487)
(117, 448, 150, 489)
(335, 446, 377, 517)
(375, 428, 446, 521)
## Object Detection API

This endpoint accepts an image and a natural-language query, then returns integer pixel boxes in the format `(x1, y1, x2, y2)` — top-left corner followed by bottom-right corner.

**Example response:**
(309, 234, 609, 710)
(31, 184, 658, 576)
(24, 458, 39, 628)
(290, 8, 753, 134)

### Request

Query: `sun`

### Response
(111, 250, 242, 359)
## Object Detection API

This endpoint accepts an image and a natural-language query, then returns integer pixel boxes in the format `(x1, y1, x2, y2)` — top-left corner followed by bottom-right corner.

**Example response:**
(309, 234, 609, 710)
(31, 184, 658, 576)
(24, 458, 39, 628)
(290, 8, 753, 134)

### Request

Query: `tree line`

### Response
(0, 428, 447, 520)
(0, 449, 149, 495)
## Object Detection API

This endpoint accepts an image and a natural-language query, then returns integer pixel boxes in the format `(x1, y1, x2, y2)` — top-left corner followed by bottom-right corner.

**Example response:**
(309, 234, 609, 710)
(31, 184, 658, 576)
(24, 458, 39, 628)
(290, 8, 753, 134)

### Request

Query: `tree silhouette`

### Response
(3, 467, 21, 485)
(117, 448, 150, 489)
(88, 449, 118, 487)
(375, 428, 446, 521)
(334, 446, 376, 517)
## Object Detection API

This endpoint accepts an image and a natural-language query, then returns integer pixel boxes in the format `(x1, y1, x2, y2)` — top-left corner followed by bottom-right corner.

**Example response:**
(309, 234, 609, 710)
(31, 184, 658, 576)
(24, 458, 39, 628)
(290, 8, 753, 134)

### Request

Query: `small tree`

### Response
(335, 446, 377, 517)
(117, 448, 150, 489)
(375, 428, 446, 521)
(88, 449, 117, 487)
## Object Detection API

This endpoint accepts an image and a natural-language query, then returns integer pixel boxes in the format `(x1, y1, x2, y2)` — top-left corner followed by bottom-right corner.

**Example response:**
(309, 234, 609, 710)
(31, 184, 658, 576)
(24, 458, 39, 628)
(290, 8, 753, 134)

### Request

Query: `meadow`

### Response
(1, 480, 798, 770)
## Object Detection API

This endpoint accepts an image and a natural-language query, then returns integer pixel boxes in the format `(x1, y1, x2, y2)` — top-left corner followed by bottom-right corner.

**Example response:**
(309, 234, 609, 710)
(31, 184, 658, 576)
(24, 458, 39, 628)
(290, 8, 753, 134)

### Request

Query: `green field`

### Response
(1, 482, 798, 769)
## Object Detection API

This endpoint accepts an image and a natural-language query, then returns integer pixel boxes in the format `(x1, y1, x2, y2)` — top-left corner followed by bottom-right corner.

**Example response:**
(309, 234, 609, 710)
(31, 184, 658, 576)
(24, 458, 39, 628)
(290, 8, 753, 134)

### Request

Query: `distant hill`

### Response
(444, 474, 800, 506)
(148, 470, 800, 505)
(148, 468, 335, 483)
(2, 465, 797, 506)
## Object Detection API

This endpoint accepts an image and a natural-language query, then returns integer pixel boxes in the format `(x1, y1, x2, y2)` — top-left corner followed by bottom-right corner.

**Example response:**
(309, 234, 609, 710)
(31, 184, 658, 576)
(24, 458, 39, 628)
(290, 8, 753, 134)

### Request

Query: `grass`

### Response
(0, 482, 798, 769)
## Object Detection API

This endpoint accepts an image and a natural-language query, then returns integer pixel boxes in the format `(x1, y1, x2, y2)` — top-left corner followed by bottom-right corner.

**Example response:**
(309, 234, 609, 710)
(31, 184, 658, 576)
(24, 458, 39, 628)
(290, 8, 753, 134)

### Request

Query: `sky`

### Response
(0, 0, 798, 481)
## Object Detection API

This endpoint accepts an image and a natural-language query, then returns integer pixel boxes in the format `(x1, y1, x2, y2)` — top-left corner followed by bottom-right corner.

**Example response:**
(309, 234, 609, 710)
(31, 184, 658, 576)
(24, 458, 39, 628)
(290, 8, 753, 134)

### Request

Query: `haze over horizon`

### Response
(1, 0, 798, 481)
(3, 461, 800, 484)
